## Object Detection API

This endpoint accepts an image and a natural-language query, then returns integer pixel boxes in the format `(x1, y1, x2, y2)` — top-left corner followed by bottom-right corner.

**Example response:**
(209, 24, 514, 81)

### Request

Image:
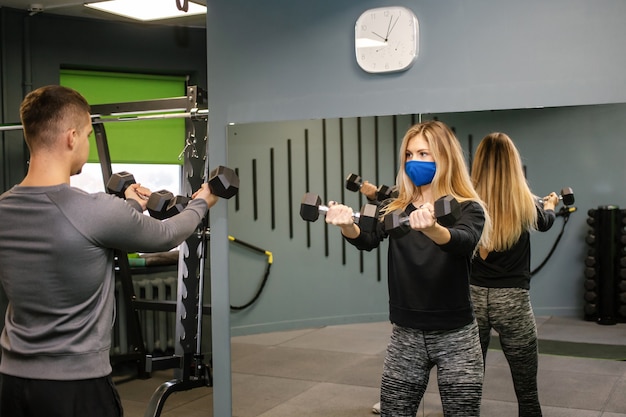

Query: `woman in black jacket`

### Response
(326, 120, 490, 417)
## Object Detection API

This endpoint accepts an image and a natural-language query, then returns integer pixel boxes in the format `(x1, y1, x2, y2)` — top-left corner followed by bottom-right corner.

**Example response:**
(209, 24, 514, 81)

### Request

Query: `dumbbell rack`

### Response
(584, 205, 626, 324)
(91, 86, 213, 417)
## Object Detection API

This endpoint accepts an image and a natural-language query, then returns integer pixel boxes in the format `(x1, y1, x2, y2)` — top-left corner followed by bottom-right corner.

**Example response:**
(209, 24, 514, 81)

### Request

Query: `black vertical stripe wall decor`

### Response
(468, 134, 474, 170)
(287, 139, 294, 239)
(339, 118, 347, 265)
(357, 118, 364, 273)
(392, 115, 398, 175)
(252, 159, 258, 220)
(374, 117, 380, 186)
(322, 119, 329, 257)
(304, 130, 311, 248)
(235, 167, 240, 212)
(374, 116, 381, 283)
(270, 148, 275, 230)
(339, 119, 345, 204)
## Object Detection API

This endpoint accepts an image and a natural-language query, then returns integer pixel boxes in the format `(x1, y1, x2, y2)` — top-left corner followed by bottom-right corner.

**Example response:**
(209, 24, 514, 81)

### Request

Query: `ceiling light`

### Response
(85, 0, 206, 22)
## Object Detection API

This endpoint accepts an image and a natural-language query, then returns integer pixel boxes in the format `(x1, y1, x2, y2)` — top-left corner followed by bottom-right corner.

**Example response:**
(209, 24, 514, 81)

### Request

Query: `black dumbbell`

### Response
(383, 195, 461, 238)
(345, 173, 398, 202)
(537, 187, 575, 206)
(106, 171, 137, 198)
(299, 192, 379, 232)
(208, 165, 240, 199)
(146, 190, 191, 220)
(148, 166, 239, 219)
(106, 172, 184, 219)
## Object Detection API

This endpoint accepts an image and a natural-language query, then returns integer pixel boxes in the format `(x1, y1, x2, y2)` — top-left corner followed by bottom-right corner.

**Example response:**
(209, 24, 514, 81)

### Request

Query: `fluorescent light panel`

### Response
(85, 0, 206, 22)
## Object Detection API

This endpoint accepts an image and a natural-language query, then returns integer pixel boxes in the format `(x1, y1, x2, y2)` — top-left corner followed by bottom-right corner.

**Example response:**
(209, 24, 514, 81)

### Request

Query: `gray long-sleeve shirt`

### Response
(0, 184, 207, 380)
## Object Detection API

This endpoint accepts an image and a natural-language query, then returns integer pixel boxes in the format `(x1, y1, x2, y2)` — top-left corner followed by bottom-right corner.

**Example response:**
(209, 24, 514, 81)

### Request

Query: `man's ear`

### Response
(65, 128, 77, 150)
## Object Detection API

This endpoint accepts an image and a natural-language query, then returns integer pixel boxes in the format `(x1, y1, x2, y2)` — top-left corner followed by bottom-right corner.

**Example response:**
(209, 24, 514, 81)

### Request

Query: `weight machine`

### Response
(90, 86, 214, 417)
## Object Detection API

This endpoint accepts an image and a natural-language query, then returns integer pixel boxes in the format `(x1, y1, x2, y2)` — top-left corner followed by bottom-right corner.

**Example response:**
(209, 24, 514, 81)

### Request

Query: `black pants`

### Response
(0, 373, 123, 417)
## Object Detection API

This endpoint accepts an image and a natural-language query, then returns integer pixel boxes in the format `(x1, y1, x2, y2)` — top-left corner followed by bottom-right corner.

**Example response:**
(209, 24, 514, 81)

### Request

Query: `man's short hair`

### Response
(20, 85, 91, 150)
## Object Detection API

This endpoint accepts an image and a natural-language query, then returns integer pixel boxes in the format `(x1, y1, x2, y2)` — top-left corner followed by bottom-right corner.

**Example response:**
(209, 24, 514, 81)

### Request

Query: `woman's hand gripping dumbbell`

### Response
(345, 173, 398, 202)
(299, 193, 379, 235)
(383, 195, 461, 238)
(536, 187, 574, 208)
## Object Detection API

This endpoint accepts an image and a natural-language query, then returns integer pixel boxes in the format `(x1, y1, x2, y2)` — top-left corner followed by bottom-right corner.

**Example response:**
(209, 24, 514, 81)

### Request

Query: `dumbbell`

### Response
(148, 165, 240, 219)
(105, 172, 188, 219)
(108, 166, 239, 219)
(106, 171, 141, 198)
(106, 171, 186, 219)
(146, 190, 191, 220)
(208, 165, 240, 199)
(383, 195, 461, 238)
(299, 192, 379, 232)
(345, 173, 398, 202)
(537, 187, 575, 206)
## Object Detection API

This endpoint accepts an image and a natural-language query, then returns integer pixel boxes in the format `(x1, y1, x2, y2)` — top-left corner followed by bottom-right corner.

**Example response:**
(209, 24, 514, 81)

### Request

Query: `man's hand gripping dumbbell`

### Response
(105, 171, 152, 211)
(106, 166, 239, 217)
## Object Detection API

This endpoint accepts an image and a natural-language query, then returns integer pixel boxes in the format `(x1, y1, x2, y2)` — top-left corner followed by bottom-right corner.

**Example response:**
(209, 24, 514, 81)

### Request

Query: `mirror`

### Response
(225, 102, 626, 343)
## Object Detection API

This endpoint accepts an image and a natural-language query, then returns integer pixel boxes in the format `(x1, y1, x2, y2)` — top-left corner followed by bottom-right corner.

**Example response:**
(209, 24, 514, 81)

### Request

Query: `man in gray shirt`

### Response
(0, 85, 218, 417)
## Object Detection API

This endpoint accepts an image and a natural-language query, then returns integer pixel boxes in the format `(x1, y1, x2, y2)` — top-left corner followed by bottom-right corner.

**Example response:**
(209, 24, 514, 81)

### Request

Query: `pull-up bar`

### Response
(0, 107, 208, 132)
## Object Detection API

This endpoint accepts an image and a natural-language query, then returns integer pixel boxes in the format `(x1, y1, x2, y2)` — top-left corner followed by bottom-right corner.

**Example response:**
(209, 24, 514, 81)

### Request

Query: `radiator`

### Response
(112, 275, 178, 355)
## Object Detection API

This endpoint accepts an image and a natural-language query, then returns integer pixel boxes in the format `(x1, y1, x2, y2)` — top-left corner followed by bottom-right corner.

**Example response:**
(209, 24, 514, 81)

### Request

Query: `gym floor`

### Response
(115, 316, 626, 417)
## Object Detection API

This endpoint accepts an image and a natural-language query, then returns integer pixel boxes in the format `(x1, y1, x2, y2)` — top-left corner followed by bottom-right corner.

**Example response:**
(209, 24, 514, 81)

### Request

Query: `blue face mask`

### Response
(405, 160, 436, 187)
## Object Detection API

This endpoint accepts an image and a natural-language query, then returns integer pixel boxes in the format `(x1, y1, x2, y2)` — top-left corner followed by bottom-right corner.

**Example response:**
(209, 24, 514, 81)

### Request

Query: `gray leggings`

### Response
(380, 320, 484, 417)
(470, 285, 542, 417)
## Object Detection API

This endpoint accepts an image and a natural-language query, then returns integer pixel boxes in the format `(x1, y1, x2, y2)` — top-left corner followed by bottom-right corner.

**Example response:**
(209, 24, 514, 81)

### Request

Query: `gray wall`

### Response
(206, 0, 626, 125)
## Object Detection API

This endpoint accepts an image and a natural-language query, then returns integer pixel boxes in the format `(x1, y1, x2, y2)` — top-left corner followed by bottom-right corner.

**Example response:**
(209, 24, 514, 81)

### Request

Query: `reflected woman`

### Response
(470, 132, 558, 417)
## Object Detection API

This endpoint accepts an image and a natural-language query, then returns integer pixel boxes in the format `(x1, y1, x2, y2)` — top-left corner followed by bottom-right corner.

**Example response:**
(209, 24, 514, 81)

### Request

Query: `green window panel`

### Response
(60, 70, 187, 165)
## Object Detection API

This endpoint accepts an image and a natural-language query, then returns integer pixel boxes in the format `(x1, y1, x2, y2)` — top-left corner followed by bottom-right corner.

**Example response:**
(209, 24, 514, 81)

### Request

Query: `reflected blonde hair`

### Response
(471, 132, 537, 252)
(385, 120, 491, 249)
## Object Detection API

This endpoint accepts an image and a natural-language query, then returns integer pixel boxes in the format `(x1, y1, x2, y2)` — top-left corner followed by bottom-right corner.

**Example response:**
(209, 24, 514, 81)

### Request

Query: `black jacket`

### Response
(470, 203, 555, 290)
(346, 200, 485, 331)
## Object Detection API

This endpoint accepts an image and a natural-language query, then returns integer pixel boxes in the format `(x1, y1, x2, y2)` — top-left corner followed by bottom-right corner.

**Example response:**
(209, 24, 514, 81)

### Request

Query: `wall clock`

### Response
(355, 6, 419, 74)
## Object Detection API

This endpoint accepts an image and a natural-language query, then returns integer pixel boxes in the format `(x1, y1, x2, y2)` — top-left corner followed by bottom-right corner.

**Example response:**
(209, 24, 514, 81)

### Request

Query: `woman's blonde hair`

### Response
(471, 132, 537, 252)
(385, 120, 491, 248)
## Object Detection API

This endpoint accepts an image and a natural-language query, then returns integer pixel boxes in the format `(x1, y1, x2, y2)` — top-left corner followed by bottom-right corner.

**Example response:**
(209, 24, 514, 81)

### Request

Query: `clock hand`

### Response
(387, 14, 400, 38)
(371, 31, 387, 42)
(385, 15, 393, 39)
(376, 44, 389, 53)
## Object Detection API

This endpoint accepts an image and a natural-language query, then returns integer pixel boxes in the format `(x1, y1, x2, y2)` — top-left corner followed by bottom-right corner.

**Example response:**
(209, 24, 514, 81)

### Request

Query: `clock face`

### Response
(355, 6, 419, 74)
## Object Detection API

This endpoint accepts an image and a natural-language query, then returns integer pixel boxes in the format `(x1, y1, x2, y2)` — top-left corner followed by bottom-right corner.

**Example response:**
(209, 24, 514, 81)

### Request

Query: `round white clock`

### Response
(355, 6, 419, 74)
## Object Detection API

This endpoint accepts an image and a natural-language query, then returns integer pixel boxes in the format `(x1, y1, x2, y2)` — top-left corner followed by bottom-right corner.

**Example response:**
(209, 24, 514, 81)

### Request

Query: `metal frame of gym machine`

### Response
(90, 85, 213, 417)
